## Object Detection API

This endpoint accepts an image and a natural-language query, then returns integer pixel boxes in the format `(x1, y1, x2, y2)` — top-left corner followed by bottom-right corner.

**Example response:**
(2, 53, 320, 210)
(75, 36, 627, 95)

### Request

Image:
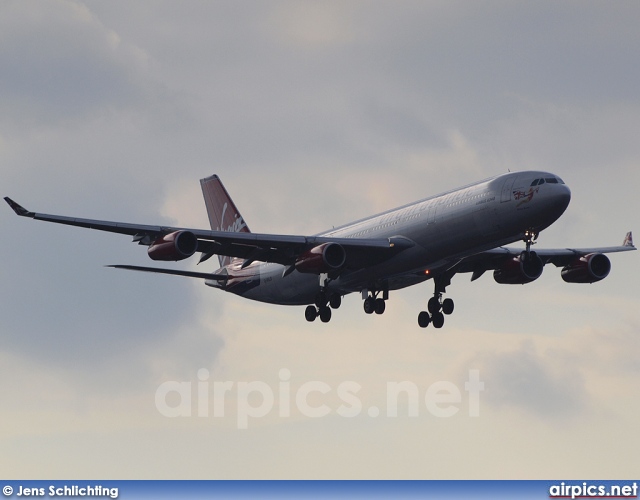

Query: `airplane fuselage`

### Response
(215, 171, 572, 305)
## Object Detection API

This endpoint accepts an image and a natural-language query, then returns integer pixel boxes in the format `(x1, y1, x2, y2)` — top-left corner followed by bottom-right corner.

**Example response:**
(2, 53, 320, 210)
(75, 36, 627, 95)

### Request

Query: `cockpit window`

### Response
(532, 176, 564, 186)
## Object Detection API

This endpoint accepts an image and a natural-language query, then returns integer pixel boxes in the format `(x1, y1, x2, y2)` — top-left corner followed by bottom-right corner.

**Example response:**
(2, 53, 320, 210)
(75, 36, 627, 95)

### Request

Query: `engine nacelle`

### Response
(561, 253, 610, 283)
(295, 243, 346, 274)
(148, 230, 198, 261)
(494, 251, 544, 284)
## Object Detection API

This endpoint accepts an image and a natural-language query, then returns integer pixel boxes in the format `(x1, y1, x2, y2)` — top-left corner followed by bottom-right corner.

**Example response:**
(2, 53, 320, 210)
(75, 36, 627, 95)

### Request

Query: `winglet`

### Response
(4, 197, 35, 217)
(623, 231, 634, 248)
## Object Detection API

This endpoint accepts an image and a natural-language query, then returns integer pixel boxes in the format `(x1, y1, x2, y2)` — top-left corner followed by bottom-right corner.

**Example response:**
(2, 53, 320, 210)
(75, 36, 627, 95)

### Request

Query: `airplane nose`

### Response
(555, 184, 571, 213)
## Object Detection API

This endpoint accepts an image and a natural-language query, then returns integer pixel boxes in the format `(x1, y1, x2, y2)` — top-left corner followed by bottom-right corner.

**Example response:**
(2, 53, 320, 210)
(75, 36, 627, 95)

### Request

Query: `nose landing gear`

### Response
(524, 228, 539, 256)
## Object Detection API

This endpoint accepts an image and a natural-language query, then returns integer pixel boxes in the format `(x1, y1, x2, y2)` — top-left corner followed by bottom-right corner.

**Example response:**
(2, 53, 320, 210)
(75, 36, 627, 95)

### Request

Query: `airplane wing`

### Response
(107, 265, 230, 281)
(4, 197, 413, 269)
(455, 231, 635, 280)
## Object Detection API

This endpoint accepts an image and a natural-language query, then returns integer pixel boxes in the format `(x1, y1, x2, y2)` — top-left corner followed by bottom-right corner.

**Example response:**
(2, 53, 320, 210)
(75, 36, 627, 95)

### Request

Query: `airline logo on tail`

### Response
(200, 175, 251, 268)
(217, 202, 247, 233)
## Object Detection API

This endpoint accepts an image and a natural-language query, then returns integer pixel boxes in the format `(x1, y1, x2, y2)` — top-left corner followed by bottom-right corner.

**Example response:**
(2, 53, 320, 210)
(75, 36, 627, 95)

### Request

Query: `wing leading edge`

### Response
(3, 197, 412, 270)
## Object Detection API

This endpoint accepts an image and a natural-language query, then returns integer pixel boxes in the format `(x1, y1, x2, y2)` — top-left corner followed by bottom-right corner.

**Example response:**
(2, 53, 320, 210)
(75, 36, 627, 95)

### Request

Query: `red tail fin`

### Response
(200, 175, 251, 267)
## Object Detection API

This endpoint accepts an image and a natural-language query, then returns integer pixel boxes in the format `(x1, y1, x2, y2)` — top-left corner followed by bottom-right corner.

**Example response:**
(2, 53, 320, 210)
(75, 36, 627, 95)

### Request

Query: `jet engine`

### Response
(295, 243, 346, 274)
(148, 231, 198, 261)
(561, 253, 610, 283)
(494, 251, 544, 284)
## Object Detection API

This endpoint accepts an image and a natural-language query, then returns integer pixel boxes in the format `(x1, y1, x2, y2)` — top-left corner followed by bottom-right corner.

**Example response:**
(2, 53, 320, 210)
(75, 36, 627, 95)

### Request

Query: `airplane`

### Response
(4, 171, 635, 328)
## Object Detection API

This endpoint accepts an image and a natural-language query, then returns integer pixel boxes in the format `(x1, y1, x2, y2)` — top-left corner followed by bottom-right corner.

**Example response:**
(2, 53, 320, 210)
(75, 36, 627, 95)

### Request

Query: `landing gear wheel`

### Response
(329, 294, 342, 309)
(319, 306, 332, 323)
(363, 297, 375, 314)
(305, 305, 317, 322)
(428, 296, 441, 314)
(431, 312, 445, 329)
(374, 298, 386, 315)
(418, 311, 431, 328)
(442, 298, 454, 315)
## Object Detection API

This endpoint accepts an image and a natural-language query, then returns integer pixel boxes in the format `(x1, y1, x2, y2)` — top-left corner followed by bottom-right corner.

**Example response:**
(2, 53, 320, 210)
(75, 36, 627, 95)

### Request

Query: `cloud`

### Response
(0, 2, 226, 388)
(459, 318, 640, 424)
(0, 0, 153, 131)
(471, 340, 588, 418)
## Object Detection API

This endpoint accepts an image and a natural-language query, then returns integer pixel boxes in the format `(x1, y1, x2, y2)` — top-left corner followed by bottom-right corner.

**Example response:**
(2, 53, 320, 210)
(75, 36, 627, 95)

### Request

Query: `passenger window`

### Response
(530, 179, 539, 186)
(545, 177, 558, 184)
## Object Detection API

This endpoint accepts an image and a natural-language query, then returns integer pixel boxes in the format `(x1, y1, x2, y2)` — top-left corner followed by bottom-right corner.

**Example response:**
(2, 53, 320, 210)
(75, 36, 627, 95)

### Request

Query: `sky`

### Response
(1, 0, 639, 479)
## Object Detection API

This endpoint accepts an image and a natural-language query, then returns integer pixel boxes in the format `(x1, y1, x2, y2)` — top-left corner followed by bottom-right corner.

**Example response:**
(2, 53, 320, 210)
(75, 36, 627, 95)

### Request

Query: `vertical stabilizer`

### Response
(200, 175, 251, 267)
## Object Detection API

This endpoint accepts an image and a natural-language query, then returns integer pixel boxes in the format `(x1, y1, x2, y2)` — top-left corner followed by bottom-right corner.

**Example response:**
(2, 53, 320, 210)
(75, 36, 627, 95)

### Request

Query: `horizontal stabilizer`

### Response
(107, 265, 229, 281)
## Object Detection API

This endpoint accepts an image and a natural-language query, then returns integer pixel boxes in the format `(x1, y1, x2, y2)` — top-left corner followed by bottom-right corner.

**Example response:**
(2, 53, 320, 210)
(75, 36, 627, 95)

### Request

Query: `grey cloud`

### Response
(0, 0, 226, 386)
(0, 217, 225, 389)
(472, 340, 587, 418)
(72, 1, 640, 189)
(565, 322, 640, 378)
(0, 0, 157, 132)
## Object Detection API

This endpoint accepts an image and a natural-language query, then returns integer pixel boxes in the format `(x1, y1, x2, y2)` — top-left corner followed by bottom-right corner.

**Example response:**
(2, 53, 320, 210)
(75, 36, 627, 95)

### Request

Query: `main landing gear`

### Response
(304, 295, 341, 323)
(363, 289, 387, 315)
(418, 274, 454, 329)
(305, 289, 342, 323)
(417, 294, 454, 329)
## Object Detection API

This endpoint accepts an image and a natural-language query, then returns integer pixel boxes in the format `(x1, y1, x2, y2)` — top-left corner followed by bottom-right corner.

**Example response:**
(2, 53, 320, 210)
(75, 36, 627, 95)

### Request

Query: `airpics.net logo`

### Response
(155, 369, 484, 429)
